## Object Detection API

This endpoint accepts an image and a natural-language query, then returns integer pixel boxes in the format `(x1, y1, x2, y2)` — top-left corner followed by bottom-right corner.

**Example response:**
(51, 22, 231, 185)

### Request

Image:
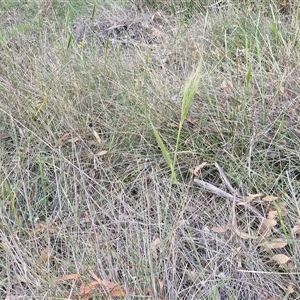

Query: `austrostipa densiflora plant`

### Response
(1, 1, 300, 298)
(150, 61, 202, 181)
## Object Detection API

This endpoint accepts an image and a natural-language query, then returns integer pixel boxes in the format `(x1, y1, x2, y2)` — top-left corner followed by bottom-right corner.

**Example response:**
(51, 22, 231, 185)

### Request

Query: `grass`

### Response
(0, 0, 300, 299)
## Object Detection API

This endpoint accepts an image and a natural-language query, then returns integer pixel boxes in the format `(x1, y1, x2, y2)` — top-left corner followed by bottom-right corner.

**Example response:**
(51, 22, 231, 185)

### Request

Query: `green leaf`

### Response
(150, 120, 176, 180)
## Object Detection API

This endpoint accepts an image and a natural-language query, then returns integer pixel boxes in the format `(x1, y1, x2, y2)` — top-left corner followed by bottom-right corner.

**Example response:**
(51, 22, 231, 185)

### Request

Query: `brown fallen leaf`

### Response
(189, 162, 207, 177)
(277, 202, 288, 216)
(211, 225, 232, 233)
(186, 269, 199, 281)
(259, 239, 287, 251)
(286, 261, 296, 270)
(139, 271, 165, 297)
(88, 269, 125, 297)
(213, 47, 221, 58)
(263, 291, 280, 300)
(268, 209, 278, 219)
(262, 195, 278, 202)
(95, 150, 108, 156)
(68, 137, 80, 143)
(80, 280, 99, 296)
(54, 132, 70, 147)
(39, 245, 54, 263)
(55, 273, 81, 281)
(83, 211, 91, 223)
(151, 238, 161, 259)
(220, 79, 232, 92)
(186, 115, 198, 129)
(271, 254, 291, 265)
(100, 279, 125, 297)
(292, 224, 300, 235)
(88, 269, 101, 283)
(34, 222, 49, 231)
(263, 218, 277, 228)
(166, 121, 178, 128)
(243, 193, 264, 202)
(247, 192, 264, 198)
(235, 229, 258, 239)
(258, 210, 277, 236)
(156, 278, 164, 294)
(93, 130, 102, 146)
(286, 284, 294, 295)
(257, 220, 277, 237)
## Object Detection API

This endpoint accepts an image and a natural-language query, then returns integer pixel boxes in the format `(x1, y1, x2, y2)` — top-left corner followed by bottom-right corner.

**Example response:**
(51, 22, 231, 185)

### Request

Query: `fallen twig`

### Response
(214, 162, 242, 197)
(193, 178, 264, 219)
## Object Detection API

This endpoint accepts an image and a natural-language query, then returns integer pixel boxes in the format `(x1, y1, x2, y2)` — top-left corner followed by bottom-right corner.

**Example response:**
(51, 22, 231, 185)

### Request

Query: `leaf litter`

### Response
(38, 245, 55, 263)
(150, 237, 161, 259)
(54, 268, 167, 299)
(198, 162, 295, 275)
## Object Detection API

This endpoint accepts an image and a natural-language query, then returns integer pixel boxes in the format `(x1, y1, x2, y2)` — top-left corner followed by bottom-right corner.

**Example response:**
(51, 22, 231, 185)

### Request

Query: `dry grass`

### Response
(1, 0, 300, 299)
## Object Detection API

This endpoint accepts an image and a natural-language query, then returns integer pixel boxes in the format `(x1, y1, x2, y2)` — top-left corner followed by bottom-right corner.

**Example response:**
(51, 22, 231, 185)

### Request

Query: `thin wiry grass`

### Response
(1, 1, 300, 299)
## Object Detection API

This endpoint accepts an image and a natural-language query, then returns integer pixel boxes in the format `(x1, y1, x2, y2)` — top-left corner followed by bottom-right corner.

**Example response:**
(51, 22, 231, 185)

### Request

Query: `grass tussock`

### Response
(1, 0, 300, 299)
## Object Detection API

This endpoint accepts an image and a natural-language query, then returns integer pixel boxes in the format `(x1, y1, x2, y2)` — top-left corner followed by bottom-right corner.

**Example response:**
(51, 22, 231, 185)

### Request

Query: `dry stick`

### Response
(214, 162, 242, 197)
(247, 130, 256, 177)
(193, 178, 264, 219)
(231, 191, 237, 228)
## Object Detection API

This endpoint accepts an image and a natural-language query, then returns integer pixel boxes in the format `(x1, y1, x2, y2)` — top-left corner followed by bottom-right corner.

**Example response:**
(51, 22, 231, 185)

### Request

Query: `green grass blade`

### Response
(67, 33, 73, 50)
(150, 120, 176, 180)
